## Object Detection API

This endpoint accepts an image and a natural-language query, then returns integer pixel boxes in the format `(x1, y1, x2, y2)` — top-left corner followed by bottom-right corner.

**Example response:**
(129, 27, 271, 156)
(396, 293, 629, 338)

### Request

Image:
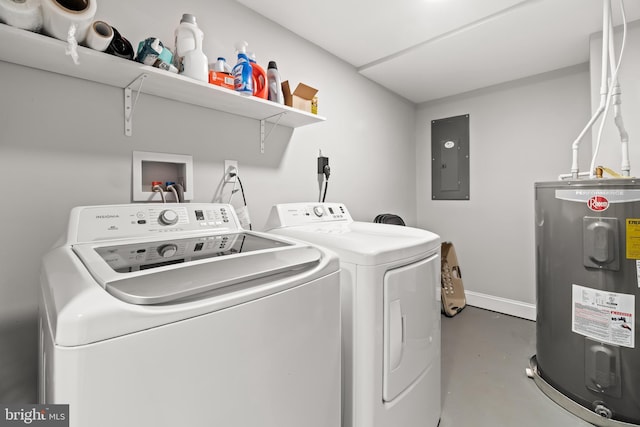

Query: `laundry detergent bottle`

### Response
(248, 52, 268, 99)
(174, 14, 208, 82)
(211, 57, 233, 74)
(267, 61, 284, 104)
(232, 41, 253, 96)
(209, 57, 234, 89)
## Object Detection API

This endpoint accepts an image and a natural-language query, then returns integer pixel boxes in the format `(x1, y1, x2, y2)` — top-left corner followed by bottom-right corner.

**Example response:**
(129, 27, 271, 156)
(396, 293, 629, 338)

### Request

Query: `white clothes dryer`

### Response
(265, 202, 441, 427)
(39, 203, 341, 427)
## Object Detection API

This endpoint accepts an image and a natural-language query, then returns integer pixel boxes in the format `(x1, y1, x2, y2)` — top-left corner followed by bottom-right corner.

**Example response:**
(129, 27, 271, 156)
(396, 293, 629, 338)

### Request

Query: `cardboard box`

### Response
(208, 71, 234, 90)
(282, 81, 318, 114)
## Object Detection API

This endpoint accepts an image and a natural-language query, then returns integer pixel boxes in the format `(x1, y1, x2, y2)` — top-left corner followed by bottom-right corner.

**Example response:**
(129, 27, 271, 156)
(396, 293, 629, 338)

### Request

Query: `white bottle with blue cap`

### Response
(211, 57, 233, 74)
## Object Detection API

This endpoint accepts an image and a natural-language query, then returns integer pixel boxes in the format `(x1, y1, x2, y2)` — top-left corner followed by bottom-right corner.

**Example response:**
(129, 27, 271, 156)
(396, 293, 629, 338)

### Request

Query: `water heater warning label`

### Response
(626, 218, 640, 259)
(572, 284, 634, 348)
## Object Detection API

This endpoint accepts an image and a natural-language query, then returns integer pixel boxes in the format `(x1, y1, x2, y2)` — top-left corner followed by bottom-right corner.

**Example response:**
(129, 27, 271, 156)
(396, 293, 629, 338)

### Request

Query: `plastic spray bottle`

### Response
(174, 14, 208, 82)
(232, 41, 253, 96)
(248, 52, 268, 99)
(267, 61, 284, 104)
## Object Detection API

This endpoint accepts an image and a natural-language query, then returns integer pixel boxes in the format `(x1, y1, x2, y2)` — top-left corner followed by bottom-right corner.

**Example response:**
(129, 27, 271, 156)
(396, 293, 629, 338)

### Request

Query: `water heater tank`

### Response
(531, 179, 640, 425)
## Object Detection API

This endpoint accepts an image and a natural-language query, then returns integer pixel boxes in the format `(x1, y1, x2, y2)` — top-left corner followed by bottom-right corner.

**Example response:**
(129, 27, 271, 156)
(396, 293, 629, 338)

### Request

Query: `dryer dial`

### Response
(158, 209, 179, 226)
(313, 206, 324, 217)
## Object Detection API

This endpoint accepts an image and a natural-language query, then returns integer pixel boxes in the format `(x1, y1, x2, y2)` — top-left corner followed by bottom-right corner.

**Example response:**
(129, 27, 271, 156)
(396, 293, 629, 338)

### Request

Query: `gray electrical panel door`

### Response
(431, 115, 469, 200)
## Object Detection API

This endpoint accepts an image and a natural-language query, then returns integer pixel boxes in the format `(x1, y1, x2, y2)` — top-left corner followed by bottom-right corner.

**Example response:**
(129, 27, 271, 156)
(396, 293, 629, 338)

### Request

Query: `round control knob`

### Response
(313, 206, 324, 217)
(157, 243, 178, 258)
(158, 209, 179, 226)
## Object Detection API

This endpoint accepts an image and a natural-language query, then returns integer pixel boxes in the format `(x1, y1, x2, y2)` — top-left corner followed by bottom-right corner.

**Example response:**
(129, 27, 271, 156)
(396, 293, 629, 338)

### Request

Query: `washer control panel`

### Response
(72, 203, 239, 243)
(92, 232, 277, 272)
(266, 202, 352, 228)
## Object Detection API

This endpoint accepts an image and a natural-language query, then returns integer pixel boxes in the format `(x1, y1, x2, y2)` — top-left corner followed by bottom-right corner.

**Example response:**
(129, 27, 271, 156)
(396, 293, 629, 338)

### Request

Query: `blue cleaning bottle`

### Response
(232, 41, 253, 96)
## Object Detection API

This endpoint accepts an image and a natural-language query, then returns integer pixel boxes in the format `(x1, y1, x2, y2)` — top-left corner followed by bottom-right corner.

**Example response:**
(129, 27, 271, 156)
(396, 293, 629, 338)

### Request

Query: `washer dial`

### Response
(158, 209, 179, 226)
(157, 243, 178, 258)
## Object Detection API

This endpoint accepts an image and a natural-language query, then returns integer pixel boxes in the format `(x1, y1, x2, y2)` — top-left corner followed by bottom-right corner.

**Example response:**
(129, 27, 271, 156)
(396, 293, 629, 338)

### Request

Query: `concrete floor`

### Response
(440, 306, 593, 427)
(1, 305, 607, 426)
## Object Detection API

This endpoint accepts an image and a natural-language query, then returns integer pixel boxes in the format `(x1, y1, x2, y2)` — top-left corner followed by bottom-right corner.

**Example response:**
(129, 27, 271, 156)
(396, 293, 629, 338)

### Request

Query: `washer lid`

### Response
(269, 222, 440, 265)
(73, 232, 323, 304)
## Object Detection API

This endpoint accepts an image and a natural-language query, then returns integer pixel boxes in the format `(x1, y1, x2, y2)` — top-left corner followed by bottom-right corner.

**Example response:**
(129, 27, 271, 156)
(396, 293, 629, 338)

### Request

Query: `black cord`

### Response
(237, 176, 248, 207)
(321, 164, 330, 202)
(174, 183, 184, 203)
(237, 175, 251, 230)
(226, 170, 252, 230)
(321, 180, 329, 203)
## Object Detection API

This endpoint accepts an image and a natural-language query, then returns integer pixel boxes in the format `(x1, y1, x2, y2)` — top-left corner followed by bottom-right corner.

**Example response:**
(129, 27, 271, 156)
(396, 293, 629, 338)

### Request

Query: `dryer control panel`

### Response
(266, 202, 352, 228)
(70, 203, 241, 243)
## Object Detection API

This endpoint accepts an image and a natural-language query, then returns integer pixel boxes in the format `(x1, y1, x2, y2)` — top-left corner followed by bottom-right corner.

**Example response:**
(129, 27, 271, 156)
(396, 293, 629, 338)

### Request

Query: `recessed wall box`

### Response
(132, 151, 194, 202)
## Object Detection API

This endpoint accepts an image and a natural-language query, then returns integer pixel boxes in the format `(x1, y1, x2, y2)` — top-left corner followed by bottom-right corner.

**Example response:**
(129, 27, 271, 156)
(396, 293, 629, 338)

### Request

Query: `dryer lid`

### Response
(73, 232, 323, 304)
(270, 222, 440, 265)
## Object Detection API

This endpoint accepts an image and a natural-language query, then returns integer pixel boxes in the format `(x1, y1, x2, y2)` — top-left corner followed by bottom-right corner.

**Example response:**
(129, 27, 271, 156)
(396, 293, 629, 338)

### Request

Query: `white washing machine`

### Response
(39, 203, 341, 427)
(265, 202, 441, 427)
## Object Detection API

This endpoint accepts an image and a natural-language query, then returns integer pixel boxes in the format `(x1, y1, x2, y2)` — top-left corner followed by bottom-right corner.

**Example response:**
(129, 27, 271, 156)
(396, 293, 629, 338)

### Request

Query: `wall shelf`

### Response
(0, 23, 326, 142)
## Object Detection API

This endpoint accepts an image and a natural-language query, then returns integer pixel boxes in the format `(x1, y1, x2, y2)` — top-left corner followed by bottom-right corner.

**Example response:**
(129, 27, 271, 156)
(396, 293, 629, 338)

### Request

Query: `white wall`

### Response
(415, 65, 593, 320)
(0, 0, 416, 401)
(589, 20, 640, 175)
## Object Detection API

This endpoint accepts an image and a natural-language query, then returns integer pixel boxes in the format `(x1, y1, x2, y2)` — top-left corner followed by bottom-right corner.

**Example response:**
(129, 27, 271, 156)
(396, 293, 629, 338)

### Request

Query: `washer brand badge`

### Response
(95, 214, 119, 219)
(588, 195, 609, 212)
(1, 404, 68, 426)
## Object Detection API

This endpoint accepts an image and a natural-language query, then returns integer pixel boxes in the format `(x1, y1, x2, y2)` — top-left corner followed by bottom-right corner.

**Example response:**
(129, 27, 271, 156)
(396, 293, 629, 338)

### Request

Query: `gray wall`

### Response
(413, 21, 640, 320)
(0, 0, 416, 402)
(4, 0, 628, 405)
(415, 65, 593, 319)
(588, 20, 640, 176)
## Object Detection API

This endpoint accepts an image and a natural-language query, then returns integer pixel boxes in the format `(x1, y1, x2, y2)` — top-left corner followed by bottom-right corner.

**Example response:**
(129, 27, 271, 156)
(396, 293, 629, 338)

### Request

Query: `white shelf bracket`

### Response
(260, 112, 286, 153)
(124, 73, 148, 137)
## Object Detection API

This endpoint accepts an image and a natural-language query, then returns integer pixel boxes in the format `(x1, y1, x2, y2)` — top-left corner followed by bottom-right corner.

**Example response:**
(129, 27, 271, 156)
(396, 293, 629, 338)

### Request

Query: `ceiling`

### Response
(234, 0, 640, 104)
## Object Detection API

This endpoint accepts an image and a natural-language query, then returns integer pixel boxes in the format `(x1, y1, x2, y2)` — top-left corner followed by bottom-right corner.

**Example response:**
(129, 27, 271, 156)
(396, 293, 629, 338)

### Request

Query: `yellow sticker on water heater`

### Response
(626, 219, 640, 259)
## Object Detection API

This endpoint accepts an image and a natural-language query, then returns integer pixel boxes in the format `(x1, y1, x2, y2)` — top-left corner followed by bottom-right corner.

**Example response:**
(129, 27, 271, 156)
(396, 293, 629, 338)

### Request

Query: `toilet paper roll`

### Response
(41, 0, 96, 42)
(0, 0, 43, 32)
(84, 20, 112, 51)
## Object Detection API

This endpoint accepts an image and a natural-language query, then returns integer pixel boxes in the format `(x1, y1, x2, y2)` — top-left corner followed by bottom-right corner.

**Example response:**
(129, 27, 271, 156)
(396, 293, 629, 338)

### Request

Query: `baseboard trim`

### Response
(464, 290, 536, 321)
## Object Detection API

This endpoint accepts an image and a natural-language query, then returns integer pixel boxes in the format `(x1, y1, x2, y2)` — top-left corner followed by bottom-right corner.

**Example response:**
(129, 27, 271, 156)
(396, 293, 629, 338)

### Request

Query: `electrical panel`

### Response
(431, 115, 470, 200)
